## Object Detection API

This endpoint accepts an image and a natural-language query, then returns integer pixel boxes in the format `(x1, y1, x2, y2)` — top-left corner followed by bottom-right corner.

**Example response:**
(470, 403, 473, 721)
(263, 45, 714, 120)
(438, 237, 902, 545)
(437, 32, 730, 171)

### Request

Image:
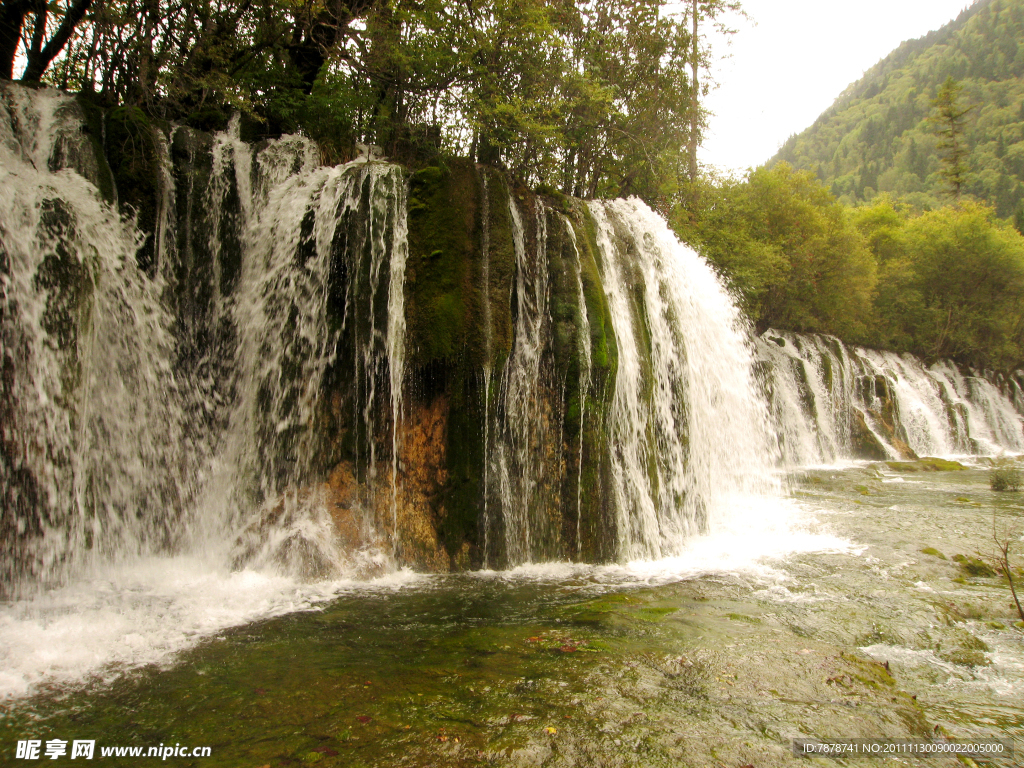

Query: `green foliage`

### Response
(952, 553, 998, 577)
(865, 200, 1024, 367)
(678, 163, 876, 338)
(990, 461, 1023, 490)
(774, 0, 1024, 216)
(678, 164, 1024, 369)
(16, 0, 743, 213)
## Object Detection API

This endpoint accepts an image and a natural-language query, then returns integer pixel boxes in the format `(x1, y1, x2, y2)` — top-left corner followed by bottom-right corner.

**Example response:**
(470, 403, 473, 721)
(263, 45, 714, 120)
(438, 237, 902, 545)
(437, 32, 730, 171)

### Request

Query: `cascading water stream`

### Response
(589, 198, 778, 560)
(1, 84, 416, 587)
(479, 170, 494, 567)
(563, 217, 592, 561)
(212, 156, 409, 576)
(492, 195, 551, 565)
(1, 85, 190, 587)
(759, 329, 1024, 463)
(0, 86, 413, 698)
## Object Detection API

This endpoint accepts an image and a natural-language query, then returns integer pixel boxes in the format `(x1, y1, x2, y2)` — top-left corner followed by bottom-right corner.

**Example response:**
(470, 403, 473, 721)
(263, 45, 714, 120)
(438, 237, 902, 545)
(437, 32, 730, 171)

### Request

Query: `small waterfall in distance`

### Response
(759, 329, 1024, 463)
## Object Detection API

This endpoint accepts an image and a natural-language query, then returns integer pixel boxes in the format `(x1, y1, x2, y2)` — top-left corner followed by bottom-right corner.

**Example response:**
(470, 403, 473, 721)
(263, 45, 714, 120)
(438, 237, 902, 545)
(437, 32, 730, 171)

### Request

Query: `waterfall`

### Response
(564, 217, 592, 561)
(760, 329, 1024, 463)
(207, 155, 409, 576)
(491, 196, 552, 565)
(8, 83, 1024, 706)
(14, 82, 1024, 593)
(0, 85, 410, 591)
(0, 86, 189, 588)
(589, 199, 778, 560)
(479, 170, 493, 566)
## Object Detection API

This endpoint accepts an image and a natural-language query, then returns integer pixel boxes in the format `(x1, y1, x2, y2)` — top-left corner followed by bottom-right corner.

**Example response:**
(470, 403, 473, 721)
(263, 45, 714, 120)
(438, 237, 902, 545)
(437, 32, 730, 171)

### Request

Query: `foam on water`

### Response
(618, 495, 859, 585)
(0, 558, 424, 700)
(861, 641, 1024, 699)
(471, 495, 857, 588)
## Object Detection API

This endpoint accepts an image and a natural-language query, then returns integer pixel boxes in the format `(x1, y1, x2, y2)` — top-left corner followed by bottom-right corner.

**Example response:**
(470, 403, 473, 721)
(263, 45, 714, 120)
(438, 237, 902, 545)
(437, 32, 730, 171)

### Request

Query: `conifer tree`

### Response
(929, 76, 973, 201)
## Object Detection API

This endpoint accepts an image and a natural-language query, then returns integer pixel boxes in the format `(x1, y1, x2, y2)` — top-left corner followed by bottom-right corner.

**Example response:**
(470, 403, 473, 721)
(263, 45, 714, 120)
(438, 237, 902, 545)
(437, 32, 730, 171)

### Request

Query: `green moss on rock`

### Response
(405, 160, 480, 367)
(570, 206, 619, 562)
(849, 409, 888, 460)
(34, 198, 94, 406)
(951, 554, 996, 577)
(885, 457, 967, 472)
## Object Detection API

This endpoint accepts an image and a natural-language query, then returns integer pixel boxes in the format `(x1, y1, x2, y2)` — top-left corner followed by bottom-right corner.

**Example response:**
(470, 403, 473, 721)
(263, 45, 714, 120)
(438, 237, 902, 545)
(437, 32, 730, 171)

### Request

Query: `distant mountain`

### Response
(772, 0, 1024, 217)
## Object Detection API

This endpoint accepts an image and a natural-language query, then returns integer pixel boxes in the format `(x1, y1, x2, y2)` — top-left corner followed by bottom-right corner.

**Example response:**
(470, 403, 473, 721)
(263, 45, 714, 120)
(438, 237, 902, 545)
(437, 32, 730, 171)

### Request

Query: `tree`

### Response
(0, 0, 97, 81)
(679, 163, 876, 339)
(684, 0, 742, 185)
(872, 202, 1024, 368)
(1, 0, 738, 211)
(930, 76, 974, 201)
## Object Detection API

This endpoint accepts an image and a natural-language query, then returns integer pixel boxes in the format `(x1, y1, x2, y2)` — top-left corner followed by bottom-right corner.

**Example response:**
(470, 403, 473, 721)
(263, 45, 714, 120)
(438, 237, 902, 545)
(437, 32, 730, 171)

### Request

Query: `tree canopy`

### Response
(676, 163, 876, 341)
(0, 0, 742, 208)
(857, 197, 1024, 368)
(677, 165, 1024, 371)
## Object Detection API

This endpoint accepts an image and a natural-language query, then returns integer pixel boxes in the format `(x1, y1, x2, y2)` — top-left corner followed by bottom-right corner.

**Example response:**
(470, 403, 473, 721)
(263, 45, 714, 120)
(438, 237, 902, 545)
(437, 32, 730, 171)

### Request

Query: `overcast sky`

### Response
(699, 0, 977, 174)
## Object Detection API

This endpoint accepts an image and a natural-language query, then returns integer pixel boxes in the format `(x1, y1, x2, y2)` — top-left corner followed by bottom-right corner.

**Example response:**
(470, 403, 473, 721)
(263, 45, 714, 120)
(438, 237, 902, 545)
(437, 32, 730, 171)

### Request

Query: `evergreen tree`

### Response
(930, 76, 973, 200)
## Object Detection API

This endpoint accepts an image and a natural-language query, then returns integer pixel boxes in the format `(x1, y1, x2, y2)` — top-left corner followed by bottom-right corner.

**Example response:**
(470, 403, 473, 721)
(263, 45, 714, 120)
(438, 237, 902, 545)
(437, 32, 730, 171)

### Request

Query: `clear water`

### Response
(3, 466, 1021, 766)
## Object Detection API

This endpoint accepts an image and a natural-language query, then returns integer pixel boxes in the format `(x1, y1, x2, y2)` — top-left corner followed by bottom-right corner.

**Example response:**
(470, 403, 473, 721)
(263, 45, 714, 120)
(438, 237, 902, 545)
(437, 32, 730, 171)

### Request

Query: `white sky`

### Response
(700, 0, 977, 174)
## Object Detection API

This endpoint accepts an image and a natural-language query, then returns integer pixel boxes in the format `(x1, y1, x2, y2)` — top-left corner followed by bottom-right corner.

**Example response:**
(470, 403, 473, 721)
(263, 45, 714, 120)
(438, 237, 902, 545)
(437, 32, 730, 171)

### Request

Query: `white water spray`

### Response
(589, 198, 778, 560)
(760, 329, 1024, 463)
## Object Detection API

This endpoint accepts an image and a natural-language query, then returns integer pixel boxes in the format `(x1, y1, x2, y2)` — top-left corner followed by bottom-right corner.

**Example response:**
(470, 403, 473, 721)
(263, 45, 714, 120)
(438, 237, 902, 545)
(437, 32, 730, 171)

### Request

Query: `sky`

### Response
(699, 0, 978, 175)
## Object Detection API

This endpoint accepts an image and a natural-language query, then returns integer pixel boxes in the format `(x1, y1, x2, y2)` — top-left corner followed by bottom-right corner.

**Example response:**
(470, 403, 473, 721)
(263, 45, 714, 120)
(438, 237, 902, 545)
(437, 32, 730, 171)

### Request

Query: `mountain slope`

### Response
(772, 0, 1024, 217)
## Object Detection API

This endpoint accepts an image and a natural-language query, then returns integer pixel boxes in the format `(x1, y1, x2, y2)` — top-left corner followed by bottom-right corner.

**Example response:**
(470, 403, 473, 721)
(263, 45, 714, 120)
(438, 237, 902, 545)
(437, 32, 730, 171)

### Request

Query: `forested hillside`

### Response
(773, 0, 1024, 217)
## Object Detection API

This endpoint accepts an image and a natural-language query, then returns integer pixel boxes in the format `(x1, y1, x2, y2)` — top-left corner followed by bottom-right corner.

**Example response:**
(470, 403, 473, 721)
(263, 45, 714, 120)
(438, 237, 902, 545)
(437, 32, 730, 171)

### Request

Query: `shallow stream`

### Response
(3, 462, 1022, 767)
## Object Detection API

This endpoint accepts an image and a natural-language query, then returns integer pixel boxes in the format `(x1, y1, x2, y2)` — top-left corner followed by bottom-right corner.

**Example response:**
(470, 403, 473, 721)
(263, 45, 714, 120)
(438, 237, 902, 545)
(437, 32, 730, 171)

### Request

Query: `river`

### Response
(3, 460, 1020, 766)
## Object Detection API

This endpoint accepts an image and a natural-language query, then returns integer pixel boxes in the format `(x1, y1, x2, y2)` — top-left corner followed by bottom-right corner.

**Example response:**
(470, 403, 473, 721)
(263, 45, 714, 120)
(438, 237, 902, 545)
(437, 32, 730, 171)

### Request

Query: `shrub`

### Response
(990, 464, 1023, 491)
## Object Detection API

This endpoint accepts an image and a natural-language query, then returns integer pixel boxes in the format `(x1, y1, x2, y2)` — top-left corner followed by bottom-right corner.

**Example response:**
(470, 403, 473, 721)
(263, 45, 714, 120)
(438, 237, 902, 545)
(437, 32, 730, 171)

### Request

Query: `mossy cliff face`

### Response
(403, 159, 488, 568)
(2, 84, 640, 580)
(401, 161, 619, 569)
(554, 199, 617, 563)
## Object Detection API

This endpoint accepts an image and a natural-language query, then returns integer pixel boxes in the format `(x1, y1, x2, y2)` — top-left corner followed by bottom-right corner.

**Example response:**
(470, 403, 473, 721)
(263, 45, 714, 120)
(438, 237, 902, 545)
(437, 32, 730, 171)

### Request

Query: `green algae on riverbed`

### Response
(2, 580, 935, 768)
